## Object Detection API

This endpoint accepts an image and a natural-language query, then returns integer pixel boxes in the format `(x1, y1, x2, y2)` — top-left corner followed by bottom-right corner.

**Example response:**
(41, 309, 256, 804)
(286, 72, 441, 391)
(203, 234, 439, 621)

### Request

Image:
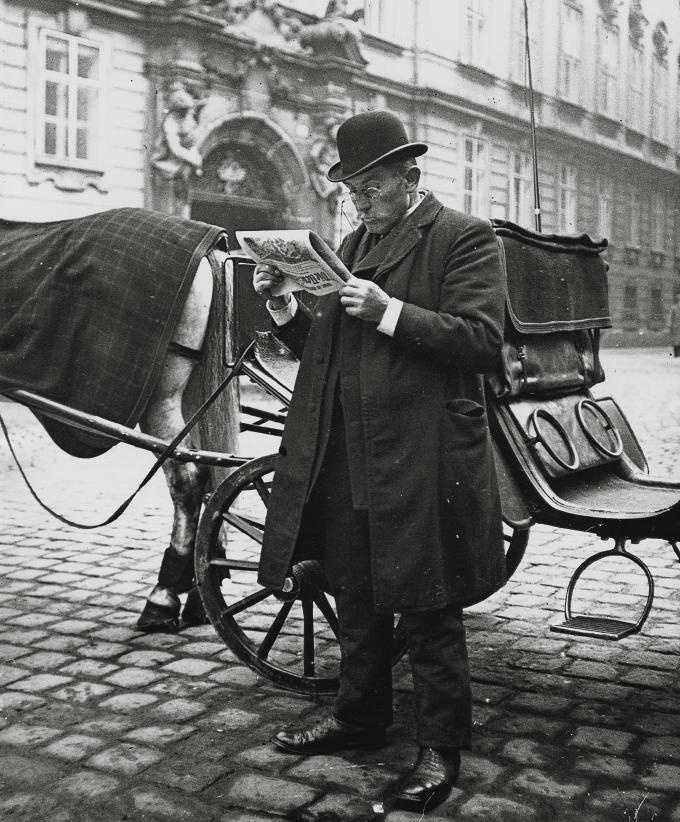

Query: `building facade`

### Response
(2, 0, 679, 343)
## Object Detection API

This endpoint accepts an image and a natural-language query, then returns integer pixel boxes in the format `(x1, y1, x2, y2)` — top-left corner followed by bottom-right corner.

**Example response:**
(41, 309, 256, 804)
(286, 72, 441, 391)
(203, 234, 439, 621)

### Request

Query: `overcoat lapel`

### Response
(347, 193, 444, 280)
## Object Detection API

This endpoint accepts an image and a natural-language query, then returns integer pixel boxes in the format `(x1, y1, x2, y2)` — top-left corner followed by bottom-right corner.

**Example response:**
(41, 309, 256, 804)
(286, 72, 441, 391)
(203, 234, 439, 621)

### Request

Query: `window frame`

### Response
(35, 26, 105, 172)
(461, 134, 488, 217)
(650, 54, 668, 143)
(559, 1, 583, 104)
(461, 0, 488, 69)
(510, 0, 541, 86)
(627, 184, 641, 246)
(597, 19, 619, 118)
(622, 283, 639, 330)
(627, 39, 645, 133)
(596, 174, 613, 240)
(508, 149, 534, 227)
(557, 162, 577, 233)
(648, 284, 665, 331)
(363, 0, 401, 42)
(651, 191, 666, 251)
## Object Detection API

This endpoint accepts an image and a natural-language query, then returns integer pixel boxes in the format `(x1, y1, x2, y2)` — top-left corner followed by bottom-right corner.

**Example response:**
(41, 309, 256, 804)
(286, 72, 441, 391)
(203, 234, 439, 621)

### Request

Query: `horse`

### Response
(136, 248, 229, 631)
(0, 209, 238, 633)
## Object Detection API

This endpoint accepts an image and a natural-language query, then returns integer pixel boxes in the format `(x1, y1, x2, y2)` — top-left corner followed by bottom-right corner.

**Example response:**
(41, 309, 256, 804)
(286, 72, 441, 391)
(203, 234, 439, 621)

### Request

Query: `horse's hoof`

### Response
(181, 588, 209, 626)
(135, 599, 181, 633)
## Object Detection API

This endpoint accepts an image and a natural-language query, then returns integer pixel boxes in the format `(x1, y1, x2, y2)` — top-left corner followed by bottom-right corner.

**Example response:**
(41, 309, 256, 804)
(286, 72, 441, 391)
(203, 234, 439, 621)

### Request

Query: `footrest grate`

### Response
(550, 616, 639, 640)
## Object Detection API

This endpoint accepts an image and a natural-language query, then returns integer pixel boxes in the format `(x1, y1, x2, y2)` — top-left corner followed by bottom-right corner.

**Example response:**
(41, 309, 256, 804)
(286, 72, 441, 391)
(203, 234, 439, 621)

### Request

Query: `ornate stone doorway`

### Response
(190, 143, 283, 248)
(190, 115, 310, 248)
(188, 116, 310, 344)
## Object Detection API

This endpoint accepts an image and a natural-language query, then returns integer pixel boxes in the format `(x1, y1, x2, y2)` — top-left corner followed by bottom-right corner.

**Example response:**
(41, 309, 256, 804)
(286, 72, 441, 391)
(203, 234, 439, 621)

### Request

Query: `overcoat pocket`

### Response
(443, 398, 487, 449)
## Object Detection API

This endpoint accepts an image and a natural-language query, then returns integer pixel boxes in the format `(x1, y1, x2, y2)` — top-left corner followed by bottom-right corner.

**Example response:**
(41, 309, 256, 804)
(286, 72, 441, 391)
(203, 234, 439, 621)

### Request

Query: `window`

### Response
(649, 286, 664, 331)
(677, 77, 680, 153)
(462, 136, 487, 216)
(622, 284, 638, 329)
(597, 175, 613, 239)
(511, 0, 540, 84)
(650, 56, 668, 142)
(559, 2, 583, 103)
(627, 42, 644, 132)
(509, 151, 533, 227)
(597, 22, 619, 117)
(461, 0, 487, 68)
(651, 192, 665, 250)
(557, 163, 577, 232)
(37, 28, 102, 167)
(626, 185, 641, 245)
(363, 0, 400, 41)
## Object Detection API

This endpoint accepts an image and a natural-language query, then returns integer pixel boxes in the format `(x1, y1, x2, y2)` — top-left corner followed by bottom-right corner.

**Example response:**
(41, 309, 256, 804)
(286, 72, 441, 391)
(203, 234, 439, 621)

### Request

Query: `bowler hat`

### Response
(326, 110, 428, 183)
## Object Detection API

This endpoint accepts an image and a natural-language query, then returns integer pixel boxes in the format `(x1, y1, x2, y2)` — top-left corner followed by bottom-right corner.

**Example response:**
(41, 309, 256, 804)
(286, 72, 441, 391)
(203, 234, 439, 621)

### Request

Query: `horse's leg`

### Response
(136, 257, 214, 632)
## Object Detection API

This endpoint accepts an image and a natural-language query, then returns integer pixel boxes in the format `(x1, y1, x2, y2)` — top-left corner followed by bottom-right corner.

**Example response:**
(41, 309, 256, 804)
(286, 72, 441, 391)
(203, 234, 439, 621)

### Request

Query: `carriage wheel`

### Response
(195, 453, 406, 696)
(195, 454, 529, 694)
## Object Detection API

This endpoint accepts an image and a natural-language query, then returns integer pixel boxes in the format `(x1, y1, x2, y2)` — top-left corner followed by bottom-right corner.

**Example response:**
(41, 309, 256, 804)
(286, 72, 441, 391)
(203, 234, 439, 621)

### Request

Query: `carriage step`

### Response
(550, 615, 639, 640)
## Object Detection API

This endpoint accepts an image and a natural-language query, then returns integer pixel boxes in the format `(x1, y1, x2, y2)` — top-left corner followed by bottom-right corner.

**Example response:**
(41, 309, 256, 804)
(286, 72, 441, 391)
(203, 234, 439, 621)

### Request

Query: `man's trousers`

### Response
(304, 400, 473, 751)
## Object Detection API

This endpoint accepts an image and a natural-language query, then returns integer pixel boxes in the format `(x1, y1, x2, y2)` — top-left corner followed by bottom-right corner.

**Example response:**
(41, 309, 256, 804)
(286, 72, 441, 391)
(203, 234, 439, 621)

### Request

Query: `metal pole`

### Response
(524, 0, 542, 233)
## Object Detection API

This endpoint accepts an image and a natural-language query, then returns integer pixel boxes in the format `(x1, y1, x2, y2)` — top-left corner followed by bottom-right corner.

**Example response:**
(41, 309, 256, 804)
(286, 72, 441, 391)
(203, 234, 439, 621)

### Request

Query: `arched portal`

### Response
(189, 114, 311, 352)
(190, 114, 311, 249)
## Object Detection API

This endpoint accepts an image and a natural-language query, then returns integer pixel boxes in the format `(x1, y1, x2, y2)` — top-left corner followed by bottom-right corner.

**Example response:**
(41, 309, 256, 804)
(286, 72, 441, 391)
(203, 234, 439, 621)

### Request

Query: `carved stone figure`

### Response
(308, 118, 344, 244)
(297, 0, 366, 64)
(597, 0, 618, 25)
(652, 21, 669, 60)
(628, 0, 648, 46)
(151, 85, 205, 183)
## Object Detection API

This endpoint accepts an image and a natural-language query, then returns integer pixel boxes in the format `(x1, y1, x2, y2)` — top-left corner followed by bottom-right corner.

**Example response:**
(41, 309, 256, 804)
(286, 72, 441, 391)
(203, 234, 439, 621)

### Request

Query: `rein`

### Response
(0, 341, 254, 530)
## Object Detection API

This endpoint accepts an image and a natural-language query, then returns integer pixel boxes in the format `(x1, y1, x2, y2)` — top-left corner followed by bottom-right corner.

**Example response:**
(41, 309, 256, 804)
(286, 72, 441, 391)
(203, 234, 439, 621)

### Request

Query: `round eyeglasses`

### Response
(346, 186, 383, 202)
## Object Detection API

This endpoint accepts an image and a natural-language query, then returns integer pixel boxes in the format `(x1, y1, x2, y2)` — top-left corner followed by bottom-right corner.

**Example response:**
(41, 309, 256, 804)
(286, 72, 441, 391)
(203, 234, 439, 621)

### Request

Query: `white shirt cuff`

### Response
(267, 295, 298, 326)
(377, 297, 403, 336)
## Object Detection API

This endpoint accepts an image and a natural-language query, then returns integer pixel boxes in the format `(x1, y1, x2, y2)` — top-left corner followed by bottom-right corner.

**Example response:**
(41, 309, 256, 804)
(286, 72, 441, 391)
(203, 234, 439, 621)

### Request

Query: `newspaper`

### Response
(235, 229, 351, 297)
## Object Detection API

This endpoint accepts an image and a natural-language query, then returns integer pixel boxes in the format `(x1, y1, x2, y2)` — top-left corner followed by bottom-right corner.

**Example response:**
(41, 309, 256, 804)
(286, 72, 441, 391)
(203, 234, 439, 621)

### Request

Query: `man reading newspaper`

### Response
(252, 110, 506, 814)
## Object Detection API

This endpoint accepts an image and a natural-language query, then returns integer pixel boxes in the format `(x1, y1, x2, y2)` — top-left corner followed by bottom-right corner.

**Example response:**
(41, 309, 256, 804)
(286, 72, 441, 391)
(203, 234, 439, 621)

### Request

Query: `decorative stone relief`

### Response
(652, 21, 669, 60)
(151, 82, 205, 182)
(151, 82, 206, 216)
(207, 47, 296, 108)
(297, 0, 366, 64)
(199, 144, 278, 200)
(187, 0, 300, 41)
(628, 0, 648, 46)
(308, 116, 344, 244)
(597, 0, 619, 25)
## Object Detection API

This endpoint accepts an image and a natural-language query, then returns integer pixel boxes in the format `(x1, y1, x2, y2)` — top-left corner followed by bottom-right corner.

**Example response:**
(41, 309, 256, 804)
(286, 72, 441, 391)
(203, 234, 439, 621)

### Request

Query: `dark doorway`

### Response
(191, 197, 280, 251)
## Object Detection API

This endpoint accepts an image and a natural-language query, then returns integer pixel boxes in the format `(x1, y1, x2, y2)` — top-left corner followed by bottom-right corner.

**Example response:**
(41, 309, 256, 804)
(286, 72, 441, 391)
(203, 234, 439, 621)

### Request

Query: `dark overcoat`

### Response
(258, 192, 507, 611)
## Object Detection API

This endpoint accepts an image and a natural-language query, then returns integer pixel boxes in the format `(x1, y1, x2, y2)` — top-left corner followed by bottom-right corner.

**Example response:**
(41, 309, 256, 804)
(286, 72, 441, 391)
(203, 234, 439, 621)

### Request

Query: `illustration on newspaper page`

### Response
(235, 229, 351, 297)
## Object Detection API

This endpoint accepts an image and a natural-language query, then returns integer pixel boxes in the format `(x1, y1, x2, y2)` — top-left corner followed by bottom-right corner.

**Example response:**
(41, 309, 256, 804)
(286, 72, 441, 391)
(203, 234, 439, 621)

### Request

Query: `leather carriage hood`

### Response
(493, 219, 611, 335)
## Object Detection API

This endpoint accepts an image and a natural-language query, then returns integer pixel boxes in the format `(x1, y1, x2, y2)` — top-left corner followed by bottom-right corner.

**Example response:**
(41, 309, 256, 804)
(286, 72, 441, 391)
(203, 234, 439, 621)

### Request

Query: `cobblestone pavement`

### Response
(0, 347, 679, 822)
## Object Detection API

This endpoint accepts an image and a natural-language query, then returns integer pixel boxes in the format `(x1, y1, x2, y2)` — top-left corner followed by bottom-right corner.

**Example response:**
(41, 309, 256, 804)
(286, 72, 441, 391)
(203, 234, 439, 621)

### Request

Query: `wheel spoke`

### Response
(223, 511, 265, 543)
(221, 586, 272, 617)
(302, 597, 315, 678)
(258, 599, 295, 660)
(221, 511, 265, 530)
(311, 590, 339, 639)
(207, 557, 259, 572)
(253, 476, 271, 506)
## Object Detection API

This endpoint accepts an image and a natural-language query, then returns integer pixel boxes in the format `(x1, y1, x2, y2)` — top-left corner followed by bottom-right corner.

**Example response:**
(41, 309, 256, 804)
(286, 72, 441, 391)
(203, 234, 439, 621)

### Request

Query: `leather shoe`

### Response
(271, 714, 385, 755)
(392, 746, 460, 813)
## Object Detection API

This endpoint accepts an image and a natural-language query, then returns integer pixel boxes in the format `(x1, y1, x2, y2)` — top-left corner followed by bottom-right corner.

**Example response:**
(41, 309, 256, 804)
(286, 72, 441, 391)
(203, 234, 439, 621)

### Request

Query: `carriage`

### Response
(3, 218, 679, 698)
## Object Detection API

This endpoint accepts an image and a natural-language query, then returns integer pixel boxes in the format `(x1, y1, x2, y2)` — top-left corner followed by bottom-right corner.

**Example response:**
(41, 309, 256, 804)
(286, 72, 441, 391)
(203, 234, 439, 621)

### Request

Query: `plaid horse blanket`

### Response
(0, 208, 226, 457)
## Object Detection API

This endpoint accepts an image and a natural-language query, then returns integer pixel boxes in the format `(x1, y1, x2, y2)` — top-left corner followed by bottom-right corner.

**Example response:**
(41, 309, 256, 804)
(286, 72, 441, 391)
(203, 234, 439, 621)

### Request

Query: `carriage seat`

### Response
(488, 219, 680, 532)
(487, 220, 680, 638)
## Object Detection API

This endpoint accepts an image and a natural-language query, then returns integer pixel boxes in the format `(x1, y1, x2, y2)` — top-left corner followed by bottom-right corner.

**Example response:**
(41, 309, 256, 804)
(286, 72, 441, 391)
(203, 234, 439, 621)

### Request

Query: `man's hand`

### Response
(340, 276, 390, 322)
(253, 264, 290, 311)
